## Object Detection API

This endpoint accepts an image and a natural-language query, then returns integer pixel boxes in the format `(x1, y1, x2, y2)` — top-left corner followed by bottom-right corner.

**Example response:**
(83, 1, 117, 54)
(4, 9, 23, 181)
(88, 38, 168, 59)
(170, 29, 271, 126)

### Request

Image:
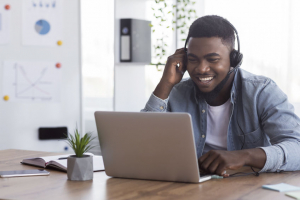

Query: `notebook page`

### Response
(40, 154, 71, 162)
(48, 159, 67, 171)
(93, 156, 105, 171)
(22, 154, 71, 167)
(47, 155, 104, 172)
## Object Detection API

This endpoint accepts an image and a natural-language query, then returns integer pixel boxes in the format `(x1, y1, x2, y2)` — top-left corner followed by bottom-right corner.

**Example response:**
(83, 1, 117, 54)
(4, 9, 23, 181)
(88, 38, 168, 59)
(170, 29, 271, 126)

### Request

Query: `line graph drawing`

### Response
(14, 64, 51, 100)
(3, 61, 61, 102)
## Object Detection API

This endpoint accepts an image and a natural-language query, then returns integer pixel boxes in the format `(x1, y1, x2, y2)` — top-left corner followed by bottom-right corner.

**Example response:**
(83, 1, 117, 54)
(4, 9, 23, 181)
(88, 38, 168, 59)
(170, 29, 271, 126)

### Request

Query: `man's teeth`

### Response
(199, 77, 214, 81)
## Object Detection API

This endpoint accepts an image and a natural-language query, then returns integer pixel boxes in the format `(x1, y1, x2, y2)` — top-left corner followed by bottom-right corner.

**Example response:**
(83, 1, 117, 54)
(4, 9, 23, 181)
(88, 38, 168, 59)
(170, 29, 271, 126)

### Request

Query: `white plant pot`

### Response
(67, 155, 93, 181)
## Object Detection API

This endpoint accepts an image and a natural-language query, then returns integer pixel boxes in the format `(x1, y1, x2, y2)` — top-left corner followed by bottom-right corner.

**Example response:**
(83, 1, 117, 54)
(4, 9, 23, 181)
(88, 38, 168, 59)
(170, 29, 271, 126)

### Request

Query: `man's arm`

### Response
(255, 79, 300, 172)
(199, 79, 300, 175)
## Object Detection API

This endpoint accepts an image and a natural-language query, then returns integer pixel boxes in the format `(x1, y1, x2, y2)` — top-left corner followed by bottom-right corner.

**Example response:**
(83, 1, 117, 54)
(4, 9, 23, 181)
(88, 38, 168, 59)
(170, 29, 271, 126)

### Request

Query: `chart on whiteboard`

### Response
(22, 0, 63, 46)
(2, 61, 61, 102)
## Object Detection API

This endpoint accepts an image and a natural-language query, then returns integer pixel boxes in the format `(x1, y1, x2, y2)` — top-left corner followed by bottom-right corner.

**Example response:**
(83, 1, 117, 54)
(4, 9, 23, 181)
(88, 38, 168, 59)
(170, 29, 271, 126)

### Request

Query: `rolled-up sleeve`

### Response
(141, 93, 169, 112)
(258, 80, 300, 172)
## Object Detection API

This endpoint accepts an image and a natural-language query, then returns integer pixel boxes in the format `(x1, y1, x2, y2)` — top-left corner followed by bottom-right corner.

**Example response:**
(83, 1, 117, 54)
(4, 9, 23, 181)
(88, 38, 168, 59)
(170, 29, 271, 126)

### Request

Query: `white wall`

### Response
(114, 0, 148, 112)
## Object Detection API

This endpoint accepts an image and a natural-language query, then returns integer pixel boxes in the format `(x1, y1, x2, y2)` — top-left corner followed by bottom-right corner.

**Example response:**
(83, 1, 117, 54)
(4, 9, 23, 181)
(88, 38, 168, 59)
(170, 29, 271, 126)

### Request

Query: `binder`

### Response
(120, 18, 151, 63)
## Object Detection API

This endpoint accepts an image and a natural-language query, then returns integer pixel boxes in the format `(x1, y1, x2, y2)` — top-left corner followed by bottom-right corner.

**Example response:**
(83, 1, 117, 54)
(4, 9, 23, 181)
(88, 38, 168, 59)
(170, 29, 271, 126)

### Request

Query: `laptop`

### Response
(94, 111, 212, 183)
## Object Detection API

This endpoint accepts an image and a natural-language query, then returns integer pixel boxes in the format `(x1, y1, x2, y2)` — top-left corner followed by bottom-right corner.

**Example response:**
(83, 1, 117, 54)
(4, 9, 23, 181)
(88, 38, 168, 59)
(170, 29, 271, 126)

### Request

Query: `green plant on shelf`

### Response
(65, 128, 96, 157)
(150, 0, 197, 71)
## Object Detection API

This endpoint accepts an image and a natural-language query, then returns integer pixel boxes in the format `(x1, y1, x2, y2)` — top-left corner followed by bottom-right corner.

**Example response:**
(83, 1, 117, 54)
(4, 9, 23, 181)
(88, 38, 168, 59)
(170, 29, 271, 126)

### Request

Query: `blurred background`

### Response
(1, 0, 300, 154)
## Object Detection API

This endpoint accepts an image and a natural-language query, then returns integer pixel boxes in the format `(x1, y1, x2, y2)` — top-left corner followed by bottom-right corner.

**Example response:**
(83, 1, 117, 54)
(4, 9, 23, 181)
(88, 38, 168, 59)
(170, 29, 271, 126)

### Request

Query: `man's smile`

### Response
(195, 75, 216, 86)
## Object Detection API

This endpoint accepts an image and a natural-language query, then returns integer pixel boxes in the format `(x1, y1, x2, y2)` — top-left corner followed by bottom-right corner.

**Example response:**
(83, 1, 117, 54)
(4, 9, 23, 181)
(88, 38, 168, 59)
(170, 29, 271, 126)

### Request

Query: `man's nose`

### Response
(196, 60, 210, 74)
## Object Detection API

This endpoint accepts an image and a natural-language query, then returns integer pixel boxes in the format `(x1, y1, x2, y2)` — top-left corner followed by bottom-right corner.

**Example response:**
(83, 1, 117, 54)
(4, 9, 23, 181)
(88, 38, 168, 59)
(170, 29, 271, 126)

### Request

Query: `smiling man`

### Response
(142, 15, 300, 176)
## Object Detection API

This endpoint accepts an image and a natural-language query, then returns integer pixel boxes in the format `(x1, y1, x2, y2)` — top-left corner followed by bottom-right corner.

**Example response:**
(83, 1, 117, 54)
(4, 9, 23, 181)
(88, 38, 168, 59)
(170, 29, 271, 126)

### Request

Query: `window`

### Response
(81, 0, 114, 154)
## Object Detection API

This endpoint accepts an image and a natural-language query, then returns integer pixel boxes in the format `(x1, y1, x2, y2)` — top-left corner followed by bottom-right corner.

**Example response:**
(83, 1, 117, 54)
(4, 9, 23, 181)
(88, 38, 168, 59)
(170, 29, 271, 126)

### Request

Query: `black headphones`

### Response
(184, 19, 243, 75)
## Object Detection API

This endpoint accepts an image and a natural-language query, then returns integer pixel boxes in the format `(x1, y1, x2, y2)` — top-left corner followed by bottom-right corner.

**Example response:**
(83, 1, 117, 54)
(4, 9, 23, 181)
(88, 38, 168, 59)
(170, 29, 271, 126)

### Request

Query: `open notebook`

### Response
(21, 153, 105, 172)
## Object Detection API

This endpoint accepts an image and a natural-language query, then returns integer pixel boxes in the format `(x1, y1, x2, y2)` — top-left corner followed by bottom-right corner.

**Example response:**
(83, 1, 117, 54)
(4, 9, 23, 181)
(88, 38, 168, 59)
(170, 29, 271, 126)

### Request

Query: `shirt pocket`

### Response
(237, 127, 263, 145)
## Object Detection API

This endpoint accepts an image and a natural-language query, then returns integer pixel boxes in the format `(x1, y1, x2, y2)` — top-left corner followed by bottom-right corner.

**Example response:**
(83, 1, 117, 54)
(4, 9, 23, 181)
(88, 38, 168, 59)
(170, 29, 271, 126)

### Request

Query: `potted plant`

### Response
(65, 128, 96, 181)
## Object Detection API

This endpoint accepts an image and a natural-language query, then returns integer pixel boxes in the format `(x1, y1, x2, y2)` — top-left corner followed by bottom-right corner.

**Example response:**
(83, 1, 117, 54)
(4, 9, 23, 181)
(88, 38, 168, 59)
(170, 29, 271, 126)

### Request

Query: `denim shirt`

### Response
(141, 68, 300, 173)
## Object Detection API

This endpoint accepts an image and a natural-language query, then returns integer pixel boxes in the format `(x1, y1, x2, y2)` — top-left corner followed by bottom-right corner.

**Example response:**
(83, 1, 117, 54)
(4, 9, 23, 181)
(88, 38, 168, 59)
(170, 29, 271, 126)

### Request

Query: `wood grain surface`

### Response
(0, 149, 299, 200)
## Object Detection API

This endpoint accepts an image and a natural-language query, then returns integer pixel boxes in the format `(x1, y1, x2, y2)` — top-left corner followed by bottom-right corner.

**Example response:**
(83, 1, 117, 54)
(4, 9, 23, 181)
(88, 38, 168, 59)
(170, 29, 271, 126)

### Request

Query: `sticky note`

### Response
(285, 191, 300, 199)
(262, 183, 300, 192)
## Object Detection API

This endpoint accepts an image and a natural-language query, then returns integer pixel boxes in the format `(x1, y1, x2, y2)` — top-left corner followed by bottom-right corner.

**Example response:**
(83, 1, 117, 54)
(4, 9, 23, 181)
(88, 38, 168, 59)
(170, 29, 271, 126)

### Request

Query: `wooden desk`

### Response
(0, 149, 299, 200)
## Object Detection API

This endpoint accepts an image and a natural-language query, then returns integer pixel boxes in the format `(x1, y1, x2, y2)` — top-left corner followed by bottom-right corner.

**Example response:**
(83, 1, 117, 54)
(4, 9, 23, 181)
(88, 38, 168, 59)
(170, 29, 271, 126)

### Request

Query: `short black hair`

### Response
(185, 15, 235, 50)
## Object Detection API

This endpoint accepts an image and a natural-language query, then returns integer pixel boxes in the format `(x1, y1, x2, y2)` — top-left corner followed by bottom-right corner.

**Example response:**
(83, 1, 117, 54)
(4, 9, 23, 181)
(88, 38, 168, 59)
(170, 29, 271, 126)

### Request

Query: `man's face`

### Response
(186, 37, 231, 93)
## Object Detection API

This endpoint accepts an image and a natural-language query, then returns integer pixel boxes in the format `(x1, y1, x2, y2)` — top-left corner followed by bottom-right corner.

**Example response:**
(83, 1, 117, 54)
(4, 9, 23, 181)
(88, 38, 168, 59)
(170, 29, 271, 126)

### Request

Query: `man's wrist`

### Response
(241, 149, 251, 166)
(153, 80, 174, 100)
(241, 148, 266, 169)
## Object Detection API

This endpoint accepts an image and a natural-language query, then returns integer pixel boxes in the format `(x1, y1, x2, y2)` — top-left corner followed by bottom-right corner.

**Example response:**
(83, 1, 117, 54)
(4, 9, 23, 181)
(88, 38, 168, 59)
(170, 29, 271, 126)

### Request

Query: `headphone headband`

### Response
(184, 18, 240, 54)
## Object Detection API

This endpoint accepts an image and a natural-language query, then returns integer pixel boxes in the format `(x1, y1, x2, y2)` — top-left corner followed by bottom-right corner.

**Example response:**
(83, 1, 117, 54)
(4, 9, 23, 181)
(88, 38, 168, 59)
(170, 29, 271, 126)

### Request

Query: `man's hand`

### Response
(198, 148, 266, 177)
(198, 150, 249, 176)
(161, 48, 187, 86)
(153, 48, 187, 99)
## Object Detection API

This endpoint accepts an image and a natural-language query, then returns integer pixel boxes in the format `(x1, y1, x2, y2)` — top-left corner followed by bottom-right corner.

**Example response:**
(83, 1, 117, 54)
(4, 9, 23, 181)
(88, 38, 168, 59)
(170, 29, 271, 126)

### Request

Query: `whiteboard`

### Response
(0, 0, 81, 152)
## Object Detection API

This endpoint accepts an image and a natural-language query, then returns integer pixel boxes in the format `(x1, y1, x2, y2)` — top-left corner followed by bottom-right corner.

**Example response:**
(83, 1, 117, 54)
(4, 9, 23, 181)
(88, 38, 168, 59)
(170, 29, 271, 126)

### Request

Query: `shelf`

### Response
(115, 62, 151, 66)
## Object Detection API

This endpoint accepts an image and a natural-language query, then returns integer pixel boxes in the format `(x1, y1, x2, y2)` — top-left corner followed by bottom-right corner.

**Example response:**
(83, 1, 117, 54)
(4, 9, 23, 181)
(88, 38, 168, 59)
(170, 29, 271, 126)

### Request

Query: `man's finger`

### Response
(215, 163, 227, 176)
(170, 54, 186, 59)
(207, 156, 222, 174)
(177, 61, 186, 73)
(175, 48, 185, 53)
(198, 151, 212, 164)
(199, 153, 219, 171)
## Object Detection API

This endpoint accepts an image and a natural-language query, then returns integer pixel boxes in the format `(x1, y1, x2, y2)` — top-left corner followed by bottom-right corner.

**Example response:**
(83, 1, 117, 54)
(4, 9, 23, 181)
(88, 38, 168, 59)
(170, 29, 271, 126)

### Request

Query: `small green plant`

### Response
(150, 0, 197, 70)
(65, 128, 96, 157)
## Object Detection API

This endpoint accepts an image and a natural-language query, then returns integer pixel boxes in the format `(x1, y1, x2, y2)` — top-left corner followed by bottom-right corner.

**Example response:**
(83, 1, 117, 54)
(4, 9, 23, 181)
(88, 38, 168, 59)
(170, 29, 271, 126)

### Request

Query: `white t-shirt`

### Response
(202, 98, 232, 155)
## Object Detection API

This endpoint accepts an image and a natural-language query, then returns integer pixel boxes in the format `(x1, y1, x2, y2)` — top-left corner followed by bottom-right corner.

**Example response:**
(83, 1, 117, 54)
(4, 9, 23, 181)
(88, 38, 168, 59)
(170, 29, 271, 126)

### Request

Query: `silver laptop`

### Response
(94, 111, 212, 183)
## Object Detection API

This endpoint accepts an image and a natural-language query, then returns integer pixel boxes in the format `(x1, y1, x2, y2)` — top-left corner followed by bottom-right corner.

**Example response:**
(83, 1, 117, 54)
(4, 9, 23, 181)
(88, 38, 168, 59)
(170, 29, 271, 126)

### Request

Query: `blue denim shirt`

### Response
(142, 68, 300, 173)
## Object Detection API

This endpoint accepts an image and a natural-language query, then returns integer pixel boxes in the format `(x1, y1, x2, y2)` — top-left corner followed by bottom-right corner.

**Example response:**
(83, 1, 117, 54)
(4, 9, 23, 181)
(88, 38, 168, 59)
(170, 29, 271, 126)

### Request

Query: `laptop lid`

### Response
(94, 111, 201, 183)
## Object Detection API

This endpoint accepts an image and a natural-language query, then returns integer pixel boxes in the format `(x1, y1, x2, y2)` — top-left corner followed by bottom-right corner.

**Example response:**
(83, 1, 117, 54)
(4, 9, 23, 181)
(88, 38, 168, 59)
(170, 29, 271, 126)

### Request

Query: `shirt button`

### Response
(202, 109, 205, 113)
(160, 106, 164, 110)
(202, 135, 205, 138)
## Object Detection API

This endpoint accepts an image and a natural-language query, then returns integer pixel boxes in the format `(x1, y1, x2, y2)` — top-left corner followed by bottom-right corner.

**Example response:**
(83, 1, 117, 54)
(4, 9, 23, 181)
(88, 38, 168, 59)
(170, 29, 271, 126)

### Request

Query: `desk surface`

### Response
(0, 149, 299, 200)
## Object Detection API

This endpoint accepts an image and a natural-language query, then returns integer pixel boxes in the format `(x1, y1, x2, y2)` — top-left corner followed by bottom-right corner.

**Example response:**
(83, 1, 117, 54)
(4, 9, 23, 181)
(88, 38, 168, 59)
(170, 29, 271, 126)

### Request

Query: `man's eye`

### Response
(188, 59, 196, 62)
(208, 58, 219, 62)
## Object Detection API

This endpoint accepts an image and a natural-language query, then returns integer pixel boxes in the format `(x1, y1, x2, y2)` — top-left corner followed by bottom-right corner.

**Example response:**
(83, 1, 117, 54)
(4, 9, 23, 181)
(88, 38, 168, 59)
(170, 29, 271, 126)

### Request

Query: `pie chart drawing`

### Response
(35, 20, 51, 35)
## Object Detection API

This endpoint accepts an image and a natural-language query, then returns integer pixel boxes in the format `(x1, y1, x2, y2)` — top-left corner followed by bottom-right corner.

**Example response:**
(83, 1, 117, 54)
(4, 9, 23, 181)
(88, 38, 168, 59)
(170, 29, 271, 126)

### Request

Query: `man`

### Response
(142, 15, 300, 176)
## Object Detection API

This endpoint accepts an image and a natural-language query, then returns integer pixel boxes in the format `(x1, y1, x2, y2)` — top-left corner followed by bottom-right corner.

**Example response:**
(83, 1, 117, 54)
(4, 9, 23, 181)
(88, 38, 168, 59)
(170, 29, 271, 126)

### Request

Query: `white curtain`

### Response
(204, 0, 300, 104)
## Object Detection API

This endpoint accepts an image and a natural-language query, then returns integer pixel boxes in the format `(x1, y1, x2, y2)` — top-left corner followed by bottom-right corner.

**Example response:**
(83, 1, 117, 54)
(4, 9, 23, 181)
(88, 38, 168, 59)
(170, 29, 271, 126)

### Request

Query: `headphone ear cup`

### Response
(236, 53, 243, 68)
(230, 50, 238, 67)
(230, 49, 243, 68)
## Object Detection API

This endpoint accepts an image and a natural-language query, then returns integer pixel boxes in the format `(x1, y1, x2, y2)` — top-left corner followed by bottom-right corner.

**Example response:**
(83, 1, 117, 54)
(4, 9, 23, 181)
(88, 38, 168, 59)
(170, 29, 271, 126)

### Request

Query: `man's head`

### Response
(185, 15, 236, 101)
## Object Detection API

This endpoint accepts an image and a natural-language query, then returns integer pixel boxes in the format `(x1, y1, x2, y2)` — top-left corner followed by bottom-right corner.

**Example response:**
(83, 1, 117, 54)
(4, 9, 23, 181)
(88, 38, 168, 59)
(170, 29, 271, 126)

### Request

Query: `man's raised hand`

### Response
(153, 48, 187, 100)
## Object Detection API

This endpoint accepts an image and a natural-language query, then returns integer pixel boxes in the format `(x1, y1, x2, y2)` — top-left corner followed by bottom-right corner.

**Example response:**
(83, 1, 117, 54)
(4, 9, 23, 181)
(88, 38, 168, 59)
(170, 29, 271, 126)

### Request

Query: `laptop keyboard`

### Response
(200, 174, 212, 177)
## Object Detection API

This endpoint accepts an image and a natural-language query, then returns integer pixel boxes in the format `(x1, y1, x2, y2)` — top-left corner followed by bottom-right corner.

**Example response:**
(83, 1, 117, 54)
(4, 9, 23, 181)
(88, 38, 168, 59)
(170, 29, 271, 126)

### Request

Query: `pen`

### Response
(58, 157, 68, 160)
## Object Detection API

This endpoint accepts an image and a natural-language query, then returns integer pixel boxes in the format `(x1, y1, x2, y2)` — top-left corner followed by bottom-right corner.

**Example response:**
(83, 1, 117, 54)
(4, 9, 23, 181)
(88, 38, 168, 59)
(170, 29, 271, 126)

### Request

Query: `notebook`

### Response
(21, 153, 105, 172)
(262, 183, 300, 192)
